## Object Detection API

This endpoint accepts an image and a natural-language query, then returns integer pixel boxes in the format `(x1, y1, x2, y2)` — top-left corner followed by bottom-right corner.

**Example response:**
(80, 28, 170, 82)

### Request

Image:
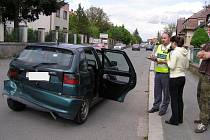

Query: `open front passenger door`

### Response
(100, 49, 136, 102)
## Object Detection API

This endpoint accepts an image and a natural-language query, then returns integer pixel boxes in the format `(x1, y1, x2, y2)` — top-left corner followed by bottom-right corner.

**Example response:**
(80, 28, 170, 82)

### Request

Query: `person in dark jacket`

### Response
(195, 41, 210, 133)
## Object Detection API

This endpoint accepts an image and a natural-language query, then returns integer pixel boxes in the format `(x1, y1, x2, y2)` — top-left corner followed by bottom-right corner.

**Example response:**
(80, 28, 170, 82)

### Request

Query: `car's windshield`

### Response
(16, 46, 73, 67)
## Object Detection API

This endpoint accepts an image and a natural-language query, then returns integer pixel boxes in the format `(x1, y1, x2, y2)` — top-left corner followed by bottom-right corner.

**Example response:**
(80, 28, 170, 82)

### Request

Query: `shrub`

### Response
(190, 28, 209, 48)
(28, 28, 38, 43)
(4, 28, 18, 42)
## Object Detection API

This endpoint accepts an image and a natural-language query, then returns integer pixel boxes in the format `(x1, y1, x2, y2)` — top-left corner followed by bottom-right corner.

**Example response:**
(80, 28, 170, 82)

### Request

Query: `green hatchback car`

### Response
(3, 43, 136, 124)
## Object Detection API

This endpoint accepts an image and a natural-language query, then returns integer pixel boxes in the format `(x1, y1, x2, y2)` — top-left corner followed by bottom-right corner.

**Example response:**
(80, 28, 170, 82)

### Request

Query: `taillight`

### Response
(63, 73, 79, 85)
(7, 69, 18, 79)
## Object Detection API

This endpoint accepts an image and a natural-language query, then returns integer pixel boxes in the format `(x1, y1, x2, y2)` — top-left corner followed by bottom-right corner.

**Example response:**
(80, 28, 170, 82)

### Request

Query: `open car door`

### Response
(100, 49, 136, 102)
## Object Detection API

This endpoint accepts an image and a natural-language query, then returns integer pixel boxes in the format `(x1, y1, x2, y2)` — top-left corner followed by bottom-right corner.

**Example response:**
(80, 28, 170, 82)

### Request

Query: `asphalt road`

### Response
(0, 48, 150, 140)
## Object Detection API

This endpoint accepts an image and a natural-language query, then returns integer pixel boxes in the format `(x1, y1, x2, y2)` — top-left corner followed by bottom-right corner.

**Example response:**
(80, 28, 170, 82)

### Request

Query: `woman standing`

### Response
(164, 36, 189, 125)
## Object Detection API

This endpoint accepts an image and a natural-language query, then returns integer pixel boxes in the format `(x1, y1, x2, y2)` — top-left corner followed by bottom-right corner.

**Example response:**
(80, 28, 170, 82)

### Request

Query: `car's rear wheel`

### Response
(7, 98, 26, 111)
(74, 98, 90, 124)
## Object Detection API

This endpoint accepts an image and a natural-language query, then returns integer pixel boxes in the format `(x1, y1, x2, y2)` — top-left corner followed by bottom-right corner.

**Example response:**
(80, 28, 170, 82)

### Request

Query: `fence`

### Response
(0, 25, 89, 44)
(190, 47, 201, 65)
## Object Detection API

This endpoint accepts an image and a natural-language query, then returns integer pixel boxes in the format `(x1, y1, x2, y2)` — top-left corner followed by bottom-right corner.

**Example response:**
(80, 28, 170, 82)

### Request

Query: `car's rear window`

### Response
(17, 46, 73, 67)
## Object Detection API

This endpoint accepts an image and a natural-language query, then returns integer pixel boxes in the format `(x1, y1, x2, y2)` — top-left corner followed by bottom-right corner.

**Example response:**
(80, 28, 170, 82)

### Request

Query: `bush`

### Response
(28, 28, 38, 43)
(190, 28, 209, 48)
(45, 30, 66, 43)
(4, 28, 18, 42)
(45, 31, 53, 42)
(68, 33, 74, 43)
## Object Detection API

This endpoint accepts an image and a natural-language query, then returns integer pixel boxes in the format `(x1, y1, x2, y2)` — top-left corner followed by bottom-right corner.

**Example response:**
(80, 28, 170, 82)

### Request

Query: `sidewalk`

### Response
(148, 62, 210, 140)
(148, 62, 164, 140)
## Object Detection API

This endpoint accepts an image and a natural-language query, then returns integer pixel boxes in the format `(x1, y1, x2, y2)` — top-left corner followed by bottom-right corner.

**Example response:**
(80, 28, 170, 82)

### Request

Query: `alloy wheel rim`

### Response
(80, 100, 89, 120)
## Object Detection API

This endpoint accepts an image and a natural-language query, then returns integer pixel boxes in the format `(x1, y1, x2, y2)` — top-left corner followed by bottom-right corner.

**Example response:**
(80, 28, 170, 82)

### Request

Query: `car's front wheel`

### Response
(74, 98, 90, 124)
(7, 98, 26, 111)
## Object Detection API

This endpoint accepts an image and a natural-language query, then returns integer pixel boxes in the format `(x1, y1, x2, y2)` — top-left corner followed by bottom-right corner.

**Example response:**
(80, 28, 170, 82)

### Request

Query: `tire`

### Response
(7, 98, 26, 111)
(74, 98, 90, 124)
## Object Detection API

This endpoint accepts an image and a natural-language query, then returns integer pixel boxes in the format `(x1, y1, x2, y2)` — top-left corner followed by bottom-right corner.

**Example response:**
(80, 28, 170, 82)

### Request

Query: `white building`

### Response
(6, 4, 69, 32)
(27, 4, 69, 32)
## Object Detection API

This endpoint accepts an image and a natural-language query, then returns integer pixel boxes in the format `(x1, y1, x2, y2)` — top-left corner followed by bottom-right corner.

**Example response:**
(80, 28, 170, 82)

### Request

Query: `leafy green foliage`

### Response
(28, 28, 38, 43)
(4, 28, 18, 42)
(69, 13, 78, 34)
(85, 6, 112, 33)
(89, 24, 100, 38)
(131, 28, 142, 44)
(191, 28, 209, 48)
(1, 0, 65, 28)
(69, 4, 143, 45)
(108, 25, 131, 45)
(76, 4, 89, 35)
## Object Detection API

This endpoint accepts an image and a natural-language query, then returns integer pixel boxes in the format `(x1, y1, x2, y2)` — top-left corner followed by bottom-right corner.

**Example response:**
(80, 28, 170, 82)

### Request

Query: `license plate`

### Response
(26, 72, 50, 81)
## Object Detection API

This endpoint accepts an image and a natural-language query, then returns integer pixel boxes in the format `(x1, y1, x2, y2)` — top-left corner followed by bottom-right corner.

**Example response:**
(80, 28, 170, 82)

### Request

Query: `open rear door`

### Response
(100, 49, 136, 102)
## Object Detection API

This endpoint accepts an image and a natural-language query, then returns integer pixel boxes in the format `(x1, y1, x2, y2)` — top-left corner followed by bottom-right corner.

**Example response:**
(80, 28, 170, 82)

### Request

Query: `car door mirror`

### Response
(110, 61, 117, 66)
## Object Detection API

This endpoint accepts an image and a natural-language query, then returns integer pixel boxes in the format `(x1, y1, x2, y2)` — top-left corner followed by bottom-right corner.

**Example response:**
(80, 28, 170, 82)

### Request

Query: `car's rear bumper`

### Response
(3, 80, 83, 120)
(132, 48, 140, 51)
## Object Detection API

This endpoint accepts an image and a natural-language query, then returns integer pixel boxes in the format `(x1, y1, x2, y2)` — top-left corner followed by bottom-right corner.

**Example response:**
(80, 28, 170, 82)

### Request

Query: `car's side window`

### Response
(103, 51, 130, 83)
(105, 52, 129, 72)
(96, 50, 111, 68)
(79, 52, 88, 72)
(84, 49, 98, 69)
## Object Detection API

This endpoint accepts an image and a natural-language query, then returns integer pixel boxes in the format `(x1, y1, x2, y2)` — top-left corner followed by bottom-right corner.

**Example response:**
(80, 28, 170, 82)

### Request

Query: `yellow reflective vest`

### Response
(155, 45, 170, 73)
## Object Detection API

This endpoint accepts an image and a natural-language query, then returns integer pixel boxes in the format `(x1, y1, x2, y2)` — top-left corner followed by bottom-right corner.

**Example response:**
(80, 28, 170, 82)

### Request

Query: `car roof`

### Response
(27, 43, 91, 53)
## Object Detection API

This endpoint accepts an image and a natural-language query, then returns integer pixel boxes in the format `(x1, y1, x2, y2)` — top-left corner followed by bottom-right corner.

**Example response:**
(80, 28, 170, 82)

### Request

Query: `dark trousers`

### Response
(153, 73, 170, 112)
(169, 76, 185, 124)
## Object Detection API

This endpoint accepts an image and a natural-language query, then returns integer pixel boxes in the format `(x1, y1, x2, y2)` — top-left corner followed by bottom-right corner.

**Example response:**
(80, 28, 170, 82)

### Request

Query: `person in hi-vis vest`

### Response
(148, 32, 171, 116)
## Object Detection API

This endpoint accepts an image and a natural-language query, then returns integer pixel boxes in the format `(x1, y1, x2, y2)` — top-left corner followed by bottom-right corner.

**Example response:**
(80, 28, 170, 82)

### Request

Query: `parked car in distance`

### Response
(3, 43, 136, 124)
(132, 44, 140, 51)
(113, 43, 126, 50)
(146, 44, 154, 51)
(92, 43, 106, 50)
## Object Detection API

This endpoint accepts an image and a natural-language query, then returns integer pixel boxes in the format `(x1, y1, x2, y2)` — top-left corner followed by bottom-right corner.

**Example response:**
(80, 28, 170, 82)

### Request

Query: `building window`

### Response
(56, 10, 60, 18)
(198, 20, 204, 26)
(63, 27, 67, 32)
(63, 11, 67, 20)
(55, 26, 60, 30)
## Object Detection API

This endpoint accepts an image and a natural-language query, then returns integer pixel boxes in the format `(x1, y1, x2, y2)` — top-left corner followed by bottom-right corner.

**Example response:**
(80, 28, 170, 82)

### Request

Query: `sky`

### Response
(67, 0, 208, 41)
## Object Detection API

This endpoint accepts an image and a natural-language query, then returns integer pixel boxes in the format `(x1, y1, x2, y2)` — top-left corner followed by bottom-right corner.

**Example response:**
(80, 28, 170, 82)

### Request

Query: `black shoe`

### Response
(148, 108, 159, 113)
(159, 111, 166, 116)
(179, 120, 183, 124)
(165, 120, 179, 126)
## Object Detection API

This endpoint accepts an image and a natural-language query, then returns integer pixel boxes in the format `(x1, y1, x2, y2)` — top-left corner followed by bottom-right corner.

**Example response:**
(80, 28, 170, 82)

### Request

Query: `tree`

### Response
(132, 28, 142, 44)
(89, 24, 100, 38)
(69, 12, 78, 33)
(157, 31, 162, 44)
(86, 6, 112, 33)
(1, 0, 65, 28)
(108, 25, 131, 45)
(164, 23, 176, 36)
(190, 28, 209, 48)
(75, 4, 89, 35)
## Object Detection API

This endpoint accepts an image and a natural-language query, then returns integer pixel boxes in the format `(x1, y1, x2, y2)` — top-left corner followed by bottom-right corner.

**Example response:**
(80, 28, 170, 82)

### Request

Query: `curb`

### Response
(148, 62, 164, 140)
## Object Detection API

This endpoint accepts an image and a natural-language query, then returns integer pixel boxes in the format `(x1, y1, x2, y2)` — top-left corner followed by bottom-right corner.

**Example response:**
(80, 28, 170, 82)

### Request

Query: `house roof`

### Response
(190, 6, 210, 19)
(179, 6, 210, 32)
